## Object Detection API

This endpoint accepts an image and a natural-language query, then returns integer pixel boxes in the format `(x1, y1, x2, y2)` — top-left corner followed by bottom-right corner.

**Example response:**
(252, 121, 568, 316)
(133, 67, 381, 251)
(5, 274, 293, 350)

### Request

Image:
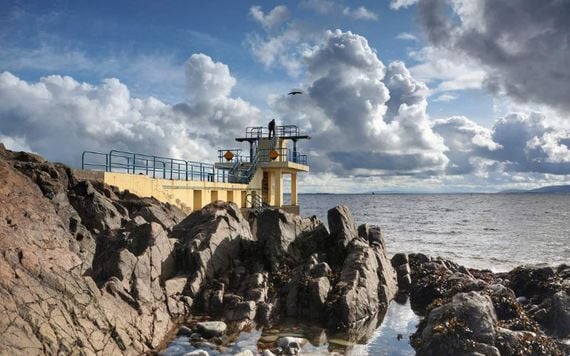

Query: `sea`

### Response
(298, 193, 570, 272)
(161, 193, 569, 355)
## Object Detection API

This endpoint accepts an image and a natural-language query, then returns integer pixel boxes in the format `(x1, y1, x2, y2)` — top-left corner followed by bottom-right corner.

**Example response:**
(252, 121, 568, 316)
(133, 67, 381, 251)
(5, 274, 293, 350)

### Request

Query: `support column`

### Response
(273, 170, 283, 207)
(291, 172, 298, 206)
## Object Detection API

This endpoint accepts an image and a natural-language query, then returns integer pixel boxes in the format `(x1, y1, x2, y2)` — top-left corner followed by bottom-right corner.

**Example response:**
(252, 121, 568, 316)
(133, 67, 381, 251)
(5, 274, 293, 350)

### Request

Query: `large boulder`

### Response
(547, 291, 570, 338)
(171, 201, 254, 297)
(414, 291, 499, 355)
(326, 237, 396, 329)
(0, 148, 192, 354)
(255, 208, 329, 269)
(327, 205, 358, 267)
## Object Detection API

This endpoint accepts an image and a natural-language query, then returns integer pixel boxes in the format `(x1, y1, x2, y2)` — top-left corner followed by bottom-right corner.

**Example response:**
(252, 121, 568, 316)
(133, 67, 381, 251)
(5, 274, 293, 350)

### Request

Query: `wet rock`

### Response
(277, 336, 307, 355)
(195, 321, 227, 338)
(177, 325, 193, 336)
(547, 291, 570, 337)
(414, 291, 498, 355)
(508, 265, 558, 300)
(326, 237, 396, 329)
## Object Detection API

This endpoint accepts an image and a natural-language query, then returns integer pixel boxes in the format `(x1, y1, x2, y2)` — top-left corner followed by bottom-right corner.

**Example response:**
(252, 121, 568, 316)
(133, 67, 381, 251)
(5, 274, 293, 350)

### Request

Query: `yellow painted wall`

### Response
(104, 172, 250, 213)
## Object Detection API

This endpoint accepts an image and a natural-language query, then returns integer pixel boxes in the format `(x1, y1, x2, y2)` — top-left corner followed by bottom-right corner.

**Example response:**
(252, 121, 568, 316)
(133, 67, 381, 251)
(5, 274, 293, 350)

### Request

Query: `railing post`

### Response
(152, 156, 156, 178)
(170, 159, 173, 180)
(185, 161, 188, 181)
(133, 153, 136, 174)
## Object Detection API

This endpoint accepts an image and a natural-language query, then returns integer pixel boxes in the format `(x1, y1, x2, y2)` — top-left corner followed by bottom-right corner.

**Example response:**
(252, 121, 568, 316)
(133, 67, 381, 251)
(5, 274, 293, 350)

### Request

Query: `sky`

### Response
(0, 0, 569, 193)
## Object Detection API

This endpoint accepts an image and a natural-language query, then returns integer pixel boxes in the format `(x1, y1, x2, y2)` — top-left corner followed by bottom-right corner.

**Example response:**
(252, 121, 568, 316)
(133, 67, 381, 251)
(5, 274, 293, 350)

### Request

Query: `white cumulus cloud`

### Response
(0, 54, 260, 166)
(249, 5, 290, 30)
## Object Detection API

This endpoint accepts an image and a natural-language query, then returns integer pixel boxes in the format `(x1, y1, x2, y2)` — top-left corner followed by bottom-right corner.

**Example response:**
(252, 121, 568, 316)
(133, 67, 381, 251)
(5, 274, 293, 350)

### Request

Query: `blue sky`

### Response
(1, 0, 569, 192)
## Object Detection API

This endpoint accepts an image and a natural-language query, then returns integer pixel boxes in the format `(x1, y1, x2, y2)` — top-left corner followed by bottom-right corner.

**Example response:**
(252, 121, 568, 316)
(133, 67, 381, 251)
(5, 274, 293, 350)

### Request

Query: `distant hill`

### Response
(499, 185, 570, 193)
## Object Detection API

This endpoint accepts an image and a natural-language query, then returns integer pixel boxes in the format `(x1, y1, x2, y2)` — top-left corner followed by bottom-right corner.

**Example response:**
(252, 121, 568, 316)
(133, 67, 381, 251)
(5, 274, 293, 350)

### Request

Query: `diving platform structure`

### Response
(79, 124, 310, 214)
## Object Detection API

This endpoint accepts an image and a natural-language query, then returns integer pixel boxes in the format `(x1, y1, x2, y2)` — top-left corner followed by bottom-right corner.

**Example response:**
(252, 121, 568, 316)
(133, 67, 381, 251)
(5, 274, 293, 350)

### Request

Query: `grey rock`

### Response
(310, 262, 332, 278)
(171, 201, 254, 297)
(225, 301, 257, 322)
(327, 206, 358, 266)
(547, 291, 570, 337)
(391, 253, 409, 268)
(177, 326, 193, 337)
(357, 223, 386, 249)
(277, 336, 306, 355)
(417, 291, 498, 355)
(326, 238, 397, 329)
(195, 321, 227, 338)
(256, 208, 329, 269)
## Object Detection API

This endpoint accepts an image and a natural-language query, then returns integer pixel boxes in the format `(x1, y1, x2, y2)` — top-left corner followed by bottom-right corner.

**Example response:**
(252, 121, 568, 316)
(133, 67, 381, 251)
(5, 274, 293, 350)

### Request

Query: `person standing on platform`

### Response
(268, 119, 276, 138)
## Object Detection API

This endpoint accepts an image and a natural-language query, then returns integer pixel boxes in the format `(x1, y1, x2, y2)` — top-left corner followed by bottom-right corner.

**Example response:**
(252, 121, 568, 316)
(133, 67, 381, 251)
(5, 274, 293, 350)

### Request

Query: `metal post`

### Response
(170, 159, 173, 180)
(133, 154, 136, 174)
(152, 156, 156, 178)
(293, 139, 298, 163)
(185, 161, 188, 181)
(249, 141, 254, 162)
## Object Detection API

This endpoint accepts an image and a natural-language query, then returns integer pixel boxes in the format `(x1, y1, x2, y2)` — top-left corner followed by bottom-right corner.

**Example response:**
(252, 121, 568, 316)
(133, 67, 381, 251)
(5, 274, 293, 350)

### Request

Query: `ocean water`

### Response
(298, 193, 570, 272)
(162, 193, 569, 355)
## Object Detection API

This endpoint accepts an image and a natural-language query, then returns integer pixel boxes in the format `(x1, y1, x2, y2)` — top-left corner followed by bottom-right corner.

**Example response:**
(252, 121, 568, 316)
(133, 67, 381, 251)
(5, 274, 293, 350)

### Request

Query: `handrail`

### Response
(242, 125, 304, 139)
(81, 149, 229, 183)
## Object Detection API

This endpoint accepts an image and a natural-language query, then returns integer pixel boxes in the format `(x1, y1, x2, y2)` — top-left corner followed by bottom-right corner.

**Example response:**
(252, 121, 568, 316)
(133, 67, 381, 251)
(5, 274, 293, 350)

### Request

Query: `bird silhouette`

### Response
(288, 90, 303, 95)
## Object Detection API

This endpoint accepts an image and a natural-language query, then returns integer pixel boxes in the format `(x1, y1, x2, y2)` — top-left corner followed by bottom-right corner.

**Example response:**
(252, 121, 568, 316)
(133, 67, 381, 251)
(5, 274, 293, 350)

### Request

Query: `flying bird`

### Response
(288, 90, 303, 95)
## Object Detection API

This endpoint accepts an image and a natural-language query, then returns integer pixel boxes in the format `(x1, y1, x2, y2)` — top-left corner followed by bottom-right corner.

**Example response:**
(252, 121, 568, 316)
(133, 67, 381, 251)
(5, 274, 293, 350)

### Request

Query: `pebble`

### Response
(178, 325, 193, 336)
(196, 321, 227, 338)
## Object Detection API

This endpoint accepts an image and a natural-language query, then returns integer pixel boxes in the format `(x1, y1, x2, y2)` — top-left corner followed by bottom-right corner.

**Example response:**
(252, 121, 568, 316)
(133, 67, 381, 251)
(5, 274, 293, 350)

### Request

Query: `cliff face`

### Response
(0, 145, 186, 354)
(0, 145, 398, 355)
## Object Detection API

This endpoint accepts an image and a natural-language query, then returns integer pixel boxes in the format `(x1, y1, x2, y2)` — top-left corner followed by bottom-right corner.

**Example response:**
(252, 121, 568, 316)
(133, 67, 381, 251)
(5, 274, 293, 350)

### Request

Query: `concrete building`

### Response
(79, 125, 310, 214)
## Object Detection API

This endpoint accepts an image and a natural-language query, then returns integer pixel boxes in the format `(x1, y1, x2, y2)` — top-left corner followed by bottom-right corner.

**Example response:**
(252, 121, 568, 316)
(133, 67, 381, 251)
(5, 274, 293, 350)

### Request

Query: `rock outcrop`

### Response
(396, 252, 569, 355)
(0, 145, 399, 354)
(0, 146, 185, 354)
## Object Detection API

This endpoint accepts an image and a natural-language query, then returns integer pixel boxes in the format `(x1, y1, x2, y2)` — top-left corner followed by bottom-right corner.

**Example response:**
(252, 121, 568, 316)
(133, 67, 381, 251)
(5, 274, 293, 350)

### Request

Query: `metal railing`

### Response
(243, 125, 302, 139)
(256, 148, 308, 165)
(246, 193, 269, 214)
(217, 149, 245, 164)
(81, 150, 232, 183)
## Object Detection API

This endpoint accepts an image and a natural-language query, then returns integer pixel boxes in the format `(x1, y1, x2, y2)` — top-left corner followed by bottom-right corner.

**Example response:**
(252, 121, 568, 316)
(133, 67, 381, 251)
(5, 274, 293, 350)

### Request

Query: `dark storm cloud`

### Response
(418, 0, 570, 112)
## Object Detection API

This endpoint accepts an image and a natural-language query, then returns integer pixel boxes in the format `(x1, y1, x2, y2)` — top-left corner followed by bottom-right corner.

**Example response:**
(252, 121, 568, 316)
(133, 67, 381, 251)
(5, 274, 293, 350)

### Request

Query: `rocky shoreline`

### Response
(0, 145, 568, 355)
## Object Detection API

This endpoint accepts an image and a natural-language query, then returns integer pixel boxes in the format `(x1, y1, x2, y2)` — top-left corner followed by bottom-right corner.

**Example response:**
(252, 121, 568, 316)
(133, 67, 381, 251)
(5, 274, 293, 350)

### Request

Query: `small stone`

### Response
(184, 350, 209, 356)
(190, 333, 202, 341)
(277, 336, 306, 355)
(262, 350, 277, 356)
(235, 351, 255, 356)
(177, 325, 193, 337)
(195, 321, 227, 338)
